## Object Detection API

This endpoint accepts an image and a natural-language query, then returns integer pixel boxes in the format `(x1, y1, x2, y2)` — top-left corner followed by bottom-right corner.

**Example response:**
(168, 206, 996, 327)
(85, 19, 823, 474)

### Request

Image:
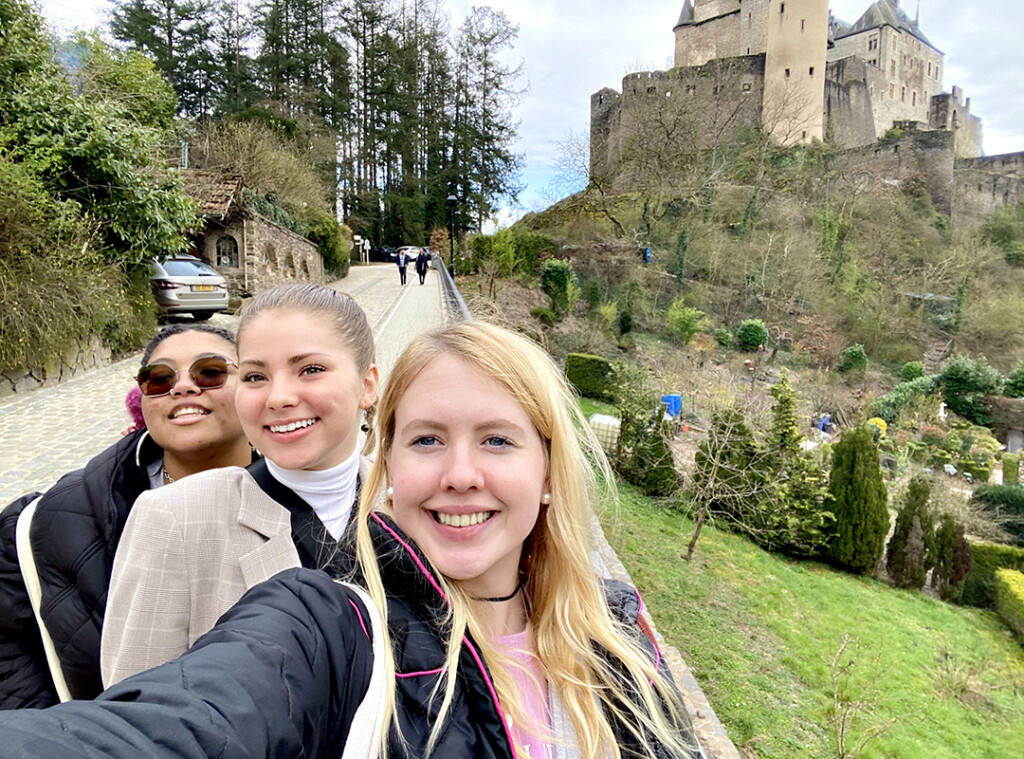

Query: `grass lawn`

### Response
(599, 486, 1024, 759)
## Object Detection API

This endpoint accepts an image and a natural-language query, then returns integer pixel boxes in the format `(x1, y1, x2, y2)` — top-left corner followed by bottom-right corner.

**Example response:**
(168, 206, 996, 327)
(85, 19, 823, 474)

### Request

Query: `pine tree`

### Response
(826, 425, 890, 575)
(886, 476, 936, 588)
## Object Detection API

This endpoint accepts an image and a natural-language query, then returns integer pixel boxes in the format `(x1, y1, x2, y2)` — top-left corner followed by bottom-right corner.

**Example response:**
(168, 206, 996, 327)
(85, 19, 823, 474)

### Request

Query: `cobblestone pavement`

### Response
(0, 263, 445, 504)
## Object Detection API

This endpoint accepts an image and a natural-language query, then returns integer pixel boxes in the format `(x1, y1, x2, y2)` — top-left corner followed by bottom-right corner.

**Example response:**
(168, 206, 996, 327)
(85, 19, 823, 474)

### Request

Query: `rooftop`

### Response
(833, 0, 937, 50)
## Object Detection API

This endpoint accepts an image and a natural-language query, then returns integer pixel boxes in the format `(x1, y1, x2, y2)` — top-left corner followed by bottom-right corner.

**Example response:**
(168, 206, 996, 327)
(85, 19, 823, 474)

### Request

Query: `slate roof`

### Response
(674, 0, 694, 29)
(182, 169, 242, 218)
(834, 0, 936, 49)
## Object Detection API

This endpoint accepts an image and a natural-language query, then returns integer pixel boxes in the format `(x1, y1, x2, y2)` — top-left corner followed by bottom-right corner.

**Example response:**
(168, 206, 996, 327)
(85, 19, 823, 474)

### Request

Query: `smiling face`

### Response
(235, 309, 378, 471)
(387, 355, 549, 599)
(140, 331, 245, 461)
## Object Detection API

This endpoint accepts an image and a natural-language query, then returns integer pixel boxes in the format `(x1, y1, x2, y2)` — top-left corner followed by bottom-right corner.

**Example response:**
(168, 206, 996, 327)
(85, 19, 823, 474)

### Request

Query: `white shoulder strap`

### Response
(16, 497, 73, 703)
(337, 582, 387, 759)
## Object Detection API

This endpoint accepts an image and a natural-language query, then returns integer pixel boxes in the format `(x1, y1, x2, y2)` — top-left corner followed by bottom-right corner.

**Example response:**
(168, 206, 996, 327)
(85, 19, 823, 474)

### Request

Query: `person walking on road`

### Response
(0, 324, 254, 709)
(415, 248, 429, 285)
(101, 284, 378, 688)
(396, 248, 410, 285)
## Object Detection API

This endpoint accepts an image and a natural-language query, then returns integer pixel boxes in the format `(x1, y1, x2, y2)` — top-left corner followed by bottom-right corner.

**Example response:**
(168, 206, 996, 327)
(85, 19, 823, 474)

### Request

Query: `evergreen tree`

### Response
(886, 476, 936, 588)
(826, 425, 890, 575)
(109, 0, 218, 118)
(932, 514, 973, 601)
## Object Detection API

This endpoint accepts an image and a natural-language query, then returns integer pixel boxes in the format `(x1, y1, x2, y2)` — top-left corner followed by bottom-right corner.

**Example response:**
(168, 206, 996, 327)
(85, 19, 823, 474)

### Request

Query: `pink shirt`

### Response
(492, 629, 554, 759)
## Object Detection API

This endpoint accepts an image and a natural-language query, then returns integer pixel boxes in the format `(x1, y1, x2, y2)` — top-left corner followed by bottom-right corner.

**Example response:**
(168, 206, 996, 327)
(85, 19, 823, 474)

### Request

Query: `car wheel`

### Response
(192, 311, 215, 321)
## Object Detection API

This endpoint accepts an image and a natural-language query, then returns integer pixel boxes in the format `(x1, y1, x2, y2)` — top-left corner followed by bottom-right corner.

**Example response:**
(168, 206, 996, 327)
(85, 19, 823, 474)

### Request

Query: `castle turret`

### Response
(673, 1, 695, 67)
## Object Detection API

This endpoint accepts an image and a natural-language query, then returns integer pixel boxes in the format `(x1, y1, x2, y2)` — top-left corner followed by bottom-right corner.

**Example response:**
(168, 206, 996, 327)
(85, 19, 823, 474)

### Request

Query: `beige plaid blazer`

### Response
(100, 463, 366, 688)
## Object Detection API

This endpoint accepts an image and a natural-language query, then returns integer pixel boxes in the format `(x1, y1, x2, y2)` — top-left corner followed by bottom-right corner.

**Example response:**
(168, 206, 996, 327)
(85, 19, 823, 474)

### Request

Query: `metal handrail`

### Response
(433, 254, 472, 322)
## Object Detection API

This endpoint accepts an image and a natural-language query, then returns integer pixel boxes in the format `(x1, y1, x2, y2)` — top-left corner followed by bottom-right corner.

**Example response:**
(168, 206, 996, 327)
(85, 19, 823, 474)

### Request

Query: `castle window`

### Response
(779, 3, 785, 14)
(912, 92, 917, 107)
(891, 60, 896, 76)
(935, 65, 940, 80)
(869, 59, 877, 66)
(928, 61, 932, 76)
(785, 68, 790, 78)
(901, 86, 905, 102)
(801, 19, 805, 31)
(890, 83, 895, 99)
(647, 86, 657, 95)
(809, 66, 814, 76)
(868, 34, 879, 51)
(802, 131, 807, 139)
(742, 82, 752, 93)
(216, 235, 238, 268)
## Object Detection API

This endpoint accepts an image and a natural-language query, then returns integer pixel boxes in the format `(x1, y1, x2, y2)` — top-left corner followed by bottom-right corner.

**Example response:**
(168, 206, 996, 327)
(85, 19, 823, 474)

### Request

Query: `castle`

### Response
(591, 0, 985, 174)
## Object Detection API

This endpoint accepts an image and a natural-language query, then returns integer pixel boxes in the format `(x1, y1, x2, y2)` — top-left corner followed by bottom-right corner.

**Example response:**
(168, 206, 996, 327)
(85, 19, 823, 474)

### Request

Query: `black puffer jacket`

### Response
(0, 514, 690, 758)
(0, 429, 161, 708)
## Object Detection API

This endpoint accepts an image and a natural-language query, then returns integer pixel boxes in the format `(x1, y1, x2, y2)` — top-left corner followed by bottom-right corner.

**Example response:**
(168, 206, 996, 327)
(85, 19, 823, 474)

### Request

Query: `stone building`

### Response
(183, 170, 323, 297)
(592, 0, 986, 179)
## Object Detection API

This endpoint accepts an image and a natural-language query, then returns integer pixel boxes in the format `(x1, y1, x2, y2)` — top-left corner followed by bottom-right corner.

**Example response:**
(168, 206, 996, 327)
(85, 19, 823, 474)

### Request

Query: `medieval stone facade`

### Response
(592, 0, 987, 179)
(184, 171, 323, 298)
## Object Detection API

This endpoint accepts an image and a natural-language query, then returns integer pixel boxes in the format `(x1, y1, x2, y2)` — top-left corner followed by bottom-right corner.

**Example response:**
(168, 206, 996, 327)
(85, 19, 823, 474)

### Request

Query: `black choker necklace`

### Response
(471, 578, 524, 603)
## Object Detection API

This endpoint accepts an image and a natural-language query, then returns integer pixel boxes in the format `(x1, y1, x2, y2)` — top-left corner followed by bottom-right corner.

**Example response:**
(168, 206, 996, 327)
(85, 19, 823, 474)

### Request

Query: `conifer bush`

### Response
(612, 364, 679, 498)
(886, 477, 936, 589)
(825, 425, 890, 575)
(961, 540, 1024, 608)
(932, 514, 973, 602)
(1003, 453, 1020, 485)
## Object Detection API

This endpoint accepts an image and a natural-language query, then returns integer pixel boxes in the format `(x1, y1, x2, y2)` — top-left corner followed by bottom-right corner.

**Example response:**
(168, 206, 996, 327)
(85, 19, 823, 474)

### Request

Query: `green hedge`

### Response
(565, 353, 615, 402)
(961, 541, 1024, 608)
(994, 569, 1024, 639)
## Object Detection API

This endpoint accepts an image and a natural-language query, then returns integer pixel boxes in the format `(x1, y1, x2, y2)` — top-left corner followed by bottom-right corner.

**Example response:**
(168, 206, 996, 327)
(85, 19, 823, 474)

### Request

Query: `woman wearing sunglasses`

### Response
(0, 324, 252, 710)
(101, 284, 378, 687)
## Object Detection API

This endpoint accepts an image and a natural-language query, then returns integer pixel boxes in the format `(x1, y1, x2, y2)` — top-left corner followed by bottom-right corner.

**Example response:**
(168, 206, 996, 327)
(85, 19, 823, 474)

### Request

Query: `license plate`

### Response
(191, 285, 215, 292)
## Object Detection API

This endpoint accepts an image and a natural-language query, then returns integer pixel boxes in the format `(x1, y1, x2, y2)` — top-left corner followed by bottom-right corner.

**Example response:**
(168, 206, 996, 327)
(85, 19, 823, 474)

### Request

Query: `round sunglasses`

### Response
(136, 356, 237, 397)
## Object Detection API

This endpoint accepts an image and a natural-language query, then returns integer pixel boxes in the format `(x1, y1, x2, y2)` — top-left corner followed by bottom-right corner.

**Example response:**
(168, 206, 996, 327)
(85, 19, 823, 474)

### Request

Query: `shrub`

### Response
(665, 296, 706, 345)
(1005, 360, 1024, 398)
(839, 344, 868, 373)
(961, 540, 1024, 608)
(971, 484, 1024, 545)
(826, 425, 890, 575)
(1003, 453, 1021, 485)
(618, 311, 634, 334)
(540, 259, 578, 314)
(613, 364, 679, 497)
(305, 213, 350, 277)
(994, 569, 1024, 639)
(932, 514, 972, 602)
(564, 353, 615, 402)
(529, 306, 556, 328)
(939, 354, 1004, 426)
(713, 327, 733, 346)
(886, 477, 936, 589)
(901, 361, 926, 381)
(736, 319, 768, 352)
(867, 374, 940, 424)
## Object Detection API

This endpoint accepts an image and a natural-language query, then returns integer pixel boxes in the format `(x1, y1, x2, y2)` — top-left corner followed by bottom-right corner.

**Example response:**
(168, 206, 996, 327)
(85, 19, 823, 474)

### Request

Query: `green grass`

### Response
(578, 396, 617, 418)
(599, 486, 1024, 759)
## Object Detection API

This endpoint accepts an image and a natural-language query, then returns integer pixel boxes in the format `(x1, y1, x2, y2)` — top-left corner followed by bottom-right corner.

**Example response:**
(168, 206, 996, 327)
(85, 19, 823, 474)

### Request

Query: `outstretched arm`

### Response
(0, 569, 376, 759)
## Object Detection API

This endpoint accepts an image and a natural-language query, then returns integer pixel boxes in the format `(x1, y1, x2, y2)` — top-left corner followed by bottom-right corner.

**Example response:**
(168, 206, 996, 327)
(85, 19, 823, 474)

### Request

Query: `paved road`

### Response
(0, 263, 445, 504)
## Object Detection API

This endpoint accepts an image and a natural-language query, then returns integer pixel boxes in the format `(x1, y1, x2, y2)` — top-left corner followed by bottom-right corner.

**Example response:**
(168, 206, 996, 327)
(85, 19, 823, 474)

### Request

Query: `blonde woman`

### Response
(0, 321, 697, 759)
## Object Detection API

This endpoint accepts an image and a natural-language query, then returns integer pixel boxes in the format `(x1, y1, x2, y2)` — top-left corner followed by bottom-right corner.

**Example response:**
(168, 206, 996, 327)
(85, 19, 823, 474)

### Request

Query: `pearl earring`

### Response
(541, 493, 551, 505)
(386, 486, 394, 499)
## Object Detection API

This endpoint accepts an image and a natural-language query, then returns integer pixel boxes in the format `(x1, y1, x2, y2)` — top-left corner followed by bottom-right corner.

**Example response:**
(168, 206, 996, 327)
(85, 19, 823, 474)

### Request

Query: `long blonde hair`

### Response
(356, 320, 695, 758)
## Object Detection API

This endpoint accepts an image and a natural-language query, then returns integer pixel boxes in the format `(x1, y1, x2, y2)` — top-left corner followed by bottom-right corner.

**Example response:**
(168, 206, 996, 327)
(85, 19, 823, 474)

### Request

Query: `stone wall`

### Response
(212, 214, 324, 297)
(929, 86, 983, 159)
(0, 335, 115, 399)
(952, 152, 1024, 226)
(830, 128, 955, 216)
(824, 58, 878, 148)
(591, 56, 766, 182)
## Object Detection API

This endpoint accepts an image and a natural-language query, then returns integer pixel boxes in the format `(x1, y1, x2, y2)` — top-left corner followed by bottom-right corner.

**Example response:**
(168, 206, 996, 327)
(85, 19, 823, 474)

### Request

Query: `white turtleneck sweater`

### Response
(265, 452, 360, 540)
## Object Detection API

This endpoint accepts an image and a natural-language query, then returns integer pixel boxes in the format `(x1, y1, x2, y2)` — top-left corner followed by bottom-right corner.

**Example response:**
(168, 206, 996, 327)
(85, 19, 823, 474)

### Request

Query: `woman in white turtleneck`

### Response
(101, 285, 378, 687)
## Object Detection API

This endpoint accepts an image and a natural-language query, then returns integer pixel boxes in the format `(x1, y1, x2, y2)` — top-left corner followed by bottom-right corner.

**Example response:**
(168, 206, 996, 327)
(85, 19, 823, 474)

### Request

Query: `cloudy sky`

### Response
(37, 0, 1024, 220)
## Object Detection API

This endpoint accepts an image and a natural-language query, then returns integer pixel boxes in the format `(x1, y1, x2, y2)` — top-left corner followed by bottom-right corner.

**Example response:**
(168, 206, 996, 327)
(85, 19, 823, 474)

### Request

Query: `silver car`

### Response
(150, 254, 229, 321)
